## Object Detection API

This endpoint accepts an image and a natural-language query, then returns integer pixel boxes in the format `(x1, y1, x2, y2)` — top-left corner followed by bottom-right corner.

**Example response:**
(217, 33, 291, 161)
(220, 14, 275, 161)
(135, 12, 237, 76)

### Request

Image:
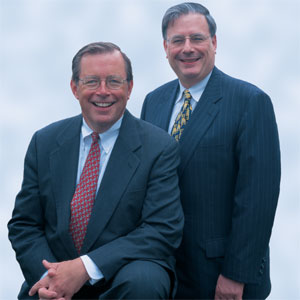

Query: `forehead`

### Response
(167, 13, 209, 36)
(80, 51, 126, 76)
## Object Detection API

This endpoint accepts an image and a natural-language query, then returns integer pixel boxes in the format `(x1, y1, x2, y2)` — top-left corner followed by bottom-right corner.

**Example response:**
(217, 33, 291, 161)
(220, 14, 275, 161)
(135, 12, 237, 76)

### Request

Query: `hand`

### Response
(29, 258, 90, 300)
(28, 274, 58, 299)
(33, 261, 63, 300)
(214, 274, 244, 300)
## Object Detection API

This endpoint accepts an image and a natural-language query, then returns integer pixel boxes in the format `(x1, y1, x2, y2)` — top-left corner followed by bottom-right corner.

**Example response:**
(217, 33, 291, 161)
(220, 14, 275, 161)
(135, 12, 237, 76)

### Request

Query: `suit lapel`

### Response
(178, 67, 223, 177)
(50, 115, 82, 257)
(81, 110, 141, 253)
(152, 80, 179, 131)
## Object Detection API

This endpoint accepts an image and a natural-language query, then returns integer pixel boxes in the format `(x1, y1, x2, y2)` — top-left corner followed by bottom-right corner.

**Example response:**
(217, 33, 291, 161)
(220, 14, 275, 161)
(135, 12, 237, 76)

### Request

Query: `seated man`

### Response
(8, 41, 184, 299)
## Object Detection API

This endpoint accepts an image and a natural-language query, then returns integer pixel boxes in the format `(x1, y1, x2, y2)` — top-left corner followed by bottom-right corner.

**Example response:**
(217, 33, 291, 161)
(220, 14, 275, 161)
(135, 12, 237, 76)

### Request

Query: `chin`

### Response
(182, 72, 201, 81)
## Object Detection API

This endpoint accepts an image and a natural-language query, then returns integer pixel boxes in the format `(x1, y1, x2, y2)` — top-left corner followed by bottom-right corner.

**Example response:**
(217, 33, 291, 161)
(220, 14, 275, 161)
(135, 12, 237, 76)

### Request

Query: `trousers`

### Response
(73, 260, 171, 299)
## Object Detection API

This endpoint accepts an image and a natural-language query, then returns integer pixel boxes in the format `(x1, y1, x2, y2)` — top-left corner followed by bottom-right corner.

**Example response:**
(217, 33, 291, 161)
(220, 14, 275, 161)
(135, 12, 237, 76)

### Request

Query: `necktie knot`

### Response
(91, 132, 99, 143)
(184, 89, 192, 100)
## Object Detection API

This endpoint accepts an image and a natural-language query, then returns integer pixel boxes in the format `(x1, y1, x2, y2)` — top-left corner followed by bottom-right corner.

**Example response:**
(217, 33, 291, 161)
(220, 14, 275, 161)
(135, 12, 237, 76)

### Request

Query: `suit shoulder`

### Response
(146, 79, 178, 98)
(131, 113, 176, 145)
(218, 69, 268, 98)
(31, 115, 81, 147)
(214, 68, 275, 116)
(36, 115, 81, 136)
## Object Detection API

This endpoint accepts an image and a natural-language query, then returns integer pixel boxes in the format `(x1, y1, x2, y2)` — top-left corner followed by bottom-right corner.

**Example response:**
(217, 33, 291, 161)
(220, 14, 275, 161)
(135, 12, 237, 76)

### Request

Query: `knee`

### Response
(111, 260, 170, 299)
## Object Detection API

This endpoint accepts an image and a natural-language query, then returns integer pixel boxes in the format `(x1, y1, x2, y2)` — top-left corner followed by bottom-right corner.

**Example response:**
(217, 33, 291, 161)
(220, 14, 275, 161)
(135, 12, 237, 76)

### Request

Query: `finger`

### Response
(47, 267, 57, 277)
(42, 259, 55, 270)
(51, 296, 66, 300)
(29, 282, 42, 296)
(38, 287, 57, 299)
(214, 291, 224, 300)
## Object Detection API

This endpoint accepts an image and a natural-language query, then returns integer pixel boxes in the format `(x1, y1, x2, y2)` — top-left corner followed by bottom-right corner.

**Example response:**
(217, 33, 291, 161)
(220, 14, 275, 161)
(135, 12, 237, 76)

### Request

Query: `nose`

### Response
(182, 38, 194, 53)
(95, 80, 110, 95)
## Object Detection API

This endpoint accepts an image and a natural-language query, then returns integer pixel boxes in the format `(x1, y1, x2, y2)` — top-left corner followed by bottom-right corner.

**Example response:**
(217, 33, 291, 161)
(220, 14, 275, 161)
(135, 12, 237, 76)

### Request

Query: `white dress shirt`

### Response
(168, 71, 212, 134)
(79, 117, 122, 284)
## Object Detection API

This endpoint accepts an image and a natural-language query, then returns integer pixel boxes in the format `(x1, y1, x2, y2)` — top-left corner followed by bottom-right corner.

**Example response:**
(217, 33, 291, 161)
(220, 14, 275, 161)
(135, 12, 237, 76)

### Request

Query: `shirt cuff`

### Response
(80, 255, 104, 285)
(40, 271, 48, 280)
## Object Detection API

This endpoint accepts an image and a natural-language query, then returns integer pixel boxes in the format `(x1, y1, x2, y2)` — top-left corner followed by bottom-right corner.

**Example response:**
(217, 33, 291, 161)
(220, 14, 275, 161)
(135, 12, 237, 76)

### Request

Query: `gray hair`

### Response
(72, 42, 133, 84)
(162, 2, 217, 40)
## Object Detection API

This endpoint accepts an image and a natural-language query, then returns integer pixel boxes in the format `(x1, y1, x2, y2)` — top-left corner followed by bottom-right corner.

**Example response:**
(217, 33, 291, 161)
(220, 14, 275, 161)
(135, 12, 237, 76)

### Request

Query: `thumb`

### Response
(42, 259, 58, 270)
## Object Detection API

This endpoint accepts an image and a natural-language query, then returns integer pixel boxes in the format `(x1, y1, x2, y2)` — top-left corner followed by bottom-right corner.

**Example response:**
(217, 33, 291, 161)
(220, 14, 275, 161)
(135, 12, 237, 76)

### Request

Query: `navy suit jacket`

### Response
(8, 110, 184, 299)
(141, 67, 281, 299)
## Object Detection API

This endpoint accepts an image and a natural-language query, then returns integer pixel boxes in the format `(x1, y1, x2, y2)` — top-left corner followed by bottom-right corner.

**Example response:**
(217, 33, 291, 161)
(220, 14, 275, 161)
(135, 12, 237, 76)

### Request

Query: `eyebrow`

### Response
(171, 33, 206, 37)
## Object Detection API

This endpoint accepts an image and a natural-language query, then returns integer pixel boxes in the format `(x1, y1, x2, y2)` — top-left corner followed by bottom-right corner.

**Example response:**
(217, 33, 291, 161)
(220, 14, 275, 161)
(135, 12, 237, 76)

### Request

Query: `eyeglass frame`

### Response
(78, 75, 129, 90)
(167, 33, 211, 48)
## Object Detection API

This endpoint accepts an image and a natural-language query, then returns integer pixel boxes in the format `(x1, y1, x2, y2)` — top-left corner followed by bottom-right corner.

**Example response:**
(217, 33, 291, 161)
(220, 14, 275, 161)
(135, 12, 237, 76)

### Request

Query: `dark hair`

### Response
(71, 42, 133, 84)
(162, 2, 217, 40)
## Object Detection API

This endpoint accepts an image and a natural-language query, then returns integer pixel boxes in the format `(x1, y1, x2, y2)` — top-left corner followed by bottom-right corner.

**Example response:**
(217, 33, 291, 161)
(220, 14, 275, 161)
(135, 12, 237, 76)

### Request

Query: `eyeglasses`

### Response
(79, 75, 128, 90)
(167, 34, 210, 48)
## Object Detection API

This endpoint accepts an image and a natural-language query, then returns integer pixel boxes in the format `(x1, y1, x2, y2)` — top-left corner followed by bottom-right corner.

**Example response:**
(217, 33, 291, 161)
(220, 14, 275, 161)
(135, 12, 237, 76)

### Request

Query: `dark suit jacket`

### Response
(141, 67, 281, 299)
(8, 110, 184, 299)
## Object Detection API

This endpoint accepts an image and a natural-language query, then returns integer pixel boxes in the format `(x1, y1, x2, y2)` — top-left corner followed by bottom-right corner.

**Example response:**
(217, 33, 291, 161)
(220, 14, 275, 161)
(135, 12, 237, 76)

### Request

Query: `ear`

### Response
(126, 80, 134, 100)
(163, 39, 168, 58)
(212, 35, 217, 52)
(70, 80, 79, 100)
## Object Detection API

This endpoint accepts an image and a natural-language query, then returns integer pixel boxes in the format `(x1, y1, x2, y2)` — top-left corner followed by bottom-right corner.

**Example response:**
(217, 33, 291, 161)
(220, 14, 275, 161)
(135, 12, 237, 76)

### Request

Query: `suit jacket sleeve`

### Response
(140, 97, 147, 119)
(222, 90, 281, 283)
(7, 132, 57, 286)
(87, 137, 184, 281)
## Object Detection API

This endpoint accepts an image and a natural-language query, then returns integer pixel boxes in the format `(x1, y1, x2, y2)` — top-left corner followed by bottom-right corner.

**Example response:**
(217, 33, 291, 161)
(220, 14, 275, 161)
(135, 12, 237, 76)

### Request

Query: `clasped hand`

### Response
(214, 274, 244, 300)
(29, 258, 89, 300)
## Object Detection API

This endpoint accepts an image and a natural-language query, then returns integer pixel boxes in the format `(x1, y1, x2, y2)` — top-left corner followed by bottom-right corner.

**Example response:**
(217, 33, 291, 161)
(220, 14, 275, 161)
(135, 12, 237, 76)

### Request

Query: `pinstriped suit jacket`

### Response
(141, 67, 281, 299)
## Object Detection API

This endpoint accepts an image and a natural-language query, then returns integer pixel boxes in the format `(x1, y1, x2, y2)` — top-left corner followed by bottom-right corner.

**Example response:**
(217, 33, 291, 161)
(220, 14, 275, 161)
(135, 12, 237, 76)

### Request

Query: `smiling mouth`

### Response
(93, 102, 114, 108)
(180, 57, 200, 63)
(179, 57, 201, 63)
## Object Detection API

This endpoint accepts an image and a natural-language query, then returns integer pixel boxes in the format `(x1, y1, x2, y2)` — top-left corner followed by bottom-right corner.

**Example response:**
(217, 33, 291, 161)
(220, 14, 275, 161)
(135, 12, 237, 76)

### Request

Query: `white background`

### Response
(1, 0, 299, 299)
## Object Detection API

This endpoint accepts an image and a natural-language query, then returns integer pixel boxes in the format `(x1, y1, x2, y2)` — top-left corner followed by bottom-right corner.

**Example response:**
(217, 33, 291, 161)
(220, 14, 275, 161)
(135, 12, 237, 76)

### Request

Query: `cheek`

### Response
(165, 47, 175, 60)
(167, 51, 178, 66)
(78, 94, 91, 109)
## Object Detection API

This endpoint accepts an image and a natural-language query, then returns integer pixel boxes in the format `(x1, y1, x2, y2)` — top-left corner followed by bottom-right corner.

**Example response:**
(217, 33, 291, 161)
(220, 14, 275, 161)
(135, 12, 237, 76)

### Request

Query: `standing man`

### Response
(141, 2, 280, 299)
(8, 42, 184, 299)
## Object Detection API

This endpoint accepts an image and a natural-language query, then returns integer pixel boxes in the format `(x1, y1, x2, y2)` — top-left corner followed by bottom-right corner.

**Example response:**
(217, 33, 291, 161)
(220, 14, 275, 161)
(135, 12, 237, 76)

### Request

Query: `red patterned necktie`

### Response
(69, 132, 100, 253)
(171, 89, 193, 141)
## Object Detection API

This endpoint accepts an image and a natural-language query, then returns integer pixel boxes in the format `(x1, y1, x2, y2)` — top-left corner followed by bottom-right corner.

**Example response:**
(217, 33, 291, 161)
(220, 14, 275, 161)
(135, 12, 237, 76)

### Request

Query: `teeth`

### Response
(94, 102, 112, 107)
(183, 58, 198, 62)
(180, 57, 200, 62)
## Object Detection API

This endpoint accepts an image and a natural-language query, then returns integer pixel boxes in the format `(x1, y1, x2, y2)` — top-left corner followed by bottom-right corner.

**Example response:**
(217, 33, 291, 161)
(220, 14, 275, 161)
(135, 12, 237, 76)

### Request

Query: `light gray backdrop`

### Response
(1, 0, 299, 299)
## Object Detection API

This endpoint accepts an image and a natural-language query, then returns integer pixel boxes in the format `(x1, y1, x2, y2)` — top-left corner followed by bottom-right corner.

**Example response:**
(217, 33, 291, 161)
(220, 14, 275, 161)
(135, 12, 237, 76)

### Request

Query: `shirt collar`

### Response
(81, 117, 123, 154)
(177, 70, 212, 104)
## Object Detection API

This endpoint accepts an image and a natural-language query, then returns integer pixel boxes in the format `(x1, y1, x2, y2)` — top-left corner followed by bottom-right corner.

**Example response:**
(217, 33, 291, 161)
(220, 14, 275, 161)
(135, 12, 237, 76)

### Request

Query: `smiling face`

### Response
(71, 51, 133, 133)
(164, 13, 217, 88)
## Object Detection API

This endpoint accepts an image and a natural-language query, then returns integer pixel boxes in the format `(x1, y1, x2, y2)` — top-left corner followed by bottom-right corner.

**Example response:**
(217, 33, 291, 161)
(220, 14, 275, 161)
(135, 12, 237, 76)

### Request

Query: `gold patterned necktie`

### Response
(171, 89, 193, 141)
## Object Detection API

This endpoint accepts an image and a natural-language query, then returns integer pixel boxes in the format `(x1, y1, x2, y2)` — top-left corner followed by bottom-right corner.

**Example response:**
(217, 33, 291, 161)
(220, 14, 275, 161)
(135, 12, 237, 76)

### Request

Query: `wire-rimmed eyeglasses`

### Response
(79, 75, 128, 90)
(167, 34, 210, 48)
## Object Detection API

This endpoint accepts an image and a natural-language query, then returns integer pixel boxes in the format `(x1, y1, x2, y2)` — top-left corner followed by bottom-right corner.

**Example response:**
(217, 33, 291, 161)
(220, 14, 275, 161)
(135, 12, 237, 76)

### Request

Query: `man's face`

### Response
(71, 51, 133, 133)
(164, 13, 217, 88)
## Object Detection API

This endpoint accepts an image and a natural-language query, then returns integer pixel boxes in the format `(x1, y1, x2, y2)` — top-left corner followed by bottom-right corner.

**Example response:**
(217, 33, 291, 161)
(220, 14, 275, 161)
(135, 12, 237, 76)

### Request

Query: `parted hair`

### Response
(72, 42, 133, 84)
(162, 2, 217, 39)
